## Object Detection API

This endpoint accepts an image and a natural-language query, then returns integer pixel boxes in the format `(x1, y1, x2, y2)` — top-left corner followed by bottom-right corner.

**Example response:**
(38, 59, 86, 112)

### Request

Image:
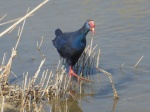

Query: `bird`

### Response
(52, 20, 95, 81)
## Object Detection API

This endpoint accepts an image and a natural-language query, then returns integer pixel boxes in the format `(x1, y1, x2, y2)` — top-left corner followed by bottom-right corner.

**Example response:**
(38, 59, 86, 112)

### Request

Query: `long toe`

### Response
(69, 66, 92, 82)
(70, 72, 91, 82)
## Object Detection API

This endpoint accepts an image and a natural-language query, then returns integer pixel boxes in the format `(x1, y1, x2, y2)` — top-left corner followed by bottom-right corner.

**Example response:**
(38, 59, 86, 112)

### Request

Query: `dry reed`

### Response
(96, 68, 119, 99)
(0, 34, 119, 111)
(0, 13, 7, 21)
(134, 55, 144, 68)
(0, 0, 49, 37)
(0, 1, 119, 111)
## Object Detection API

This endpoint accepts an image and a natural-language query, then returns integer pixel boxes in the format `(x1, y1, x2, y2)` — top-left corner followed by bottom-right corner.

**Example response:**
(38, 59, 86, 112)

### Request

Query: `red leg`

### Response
(69, 66, 79, 78)
(69, 66, 91, 82)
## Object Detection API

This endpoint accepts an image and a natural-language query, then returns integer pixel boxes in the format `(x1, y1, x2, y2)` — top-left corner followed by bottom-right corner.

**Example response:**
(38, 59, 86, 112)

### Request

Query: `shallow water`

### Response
(0, 0, 150, 112)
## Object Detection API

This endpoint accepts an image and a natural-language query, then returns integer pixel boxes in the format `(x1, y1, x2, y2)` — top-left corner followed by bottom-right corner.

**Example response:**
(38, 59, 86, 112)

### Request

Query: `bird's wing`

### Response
(52, 32, 71, 59)
(53, 32, 71, 50)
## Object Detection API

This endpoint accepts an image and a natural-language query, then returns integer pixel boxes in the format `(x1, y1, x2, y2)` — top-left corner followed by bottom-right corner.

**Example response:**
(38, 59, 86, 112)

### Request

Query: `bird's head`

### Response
(85, 20, 95, 35)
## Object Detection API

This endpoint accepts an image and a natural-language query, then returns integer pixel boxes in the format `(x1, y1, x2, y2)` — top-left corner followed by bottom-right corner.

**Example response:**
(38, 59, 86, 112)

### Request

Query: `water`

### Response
(0, 0, 150, 112)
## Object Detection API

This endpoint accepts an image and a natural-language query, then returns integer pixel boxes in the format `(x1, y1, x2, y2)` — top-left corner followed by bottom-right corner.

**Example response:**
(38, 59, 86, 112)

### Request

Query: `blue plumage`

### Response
(52, 20, 95, 79)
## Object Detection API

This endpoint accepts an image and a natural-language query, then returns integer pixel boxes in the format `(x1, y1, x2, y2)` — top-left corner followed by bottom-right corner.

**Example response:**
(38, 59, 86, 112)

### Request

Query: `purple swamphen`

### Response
(52, 20, 95, 81)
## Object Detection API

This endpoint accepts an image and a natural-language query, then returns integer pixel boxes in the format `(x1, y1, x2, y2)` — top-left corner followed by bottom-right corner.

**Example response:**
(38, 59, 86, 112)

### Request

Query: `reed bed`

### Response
(0, 37, 119, 111)
(0, 0, 119, 111)
(74, 38, 97, 78)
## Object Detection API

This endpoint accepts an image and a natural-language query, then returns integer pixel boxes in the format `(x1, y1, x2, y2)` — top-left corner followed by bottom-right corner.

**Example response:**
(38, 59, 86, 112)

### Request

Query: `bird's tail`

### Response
(55, 28, 62, 36)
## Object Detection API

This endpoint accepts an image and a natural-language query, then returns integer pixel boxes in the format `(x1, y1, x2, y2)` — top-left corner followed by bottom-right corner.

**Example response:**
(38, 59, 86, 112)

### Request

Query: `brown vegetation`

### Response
(0, 0, 119, 111)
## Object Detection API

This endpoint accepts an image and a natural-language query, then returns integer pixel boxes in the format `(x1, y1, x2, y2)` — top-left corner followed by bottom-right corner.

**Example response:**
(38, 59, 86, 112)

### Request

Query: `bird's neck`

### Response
(79, 25, 89, 36)
(72, 26, 88, 49)
(75, 25, 89, 41)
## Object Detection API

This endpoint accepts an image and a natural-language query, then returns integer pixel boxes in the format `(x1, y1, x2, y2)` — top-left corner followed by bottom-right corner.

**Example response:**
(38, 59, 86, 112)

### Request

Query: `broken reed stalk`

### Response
(0, 48, 17, 82)
(30, 59, 46, 85)
(8, 7, 29, 34)
(0, 13, 7, 21)
(1, 52, 7, 66)
(0, 10, 27, 82)
(0, 14, 33, 27)
(134, 55, 144, 68)
(97, 67, 119, 99)
(15, 8, 29, 50)
(41, 71, 52, 97)
(37, 36, 46, 59)
(37, 36, 44, 50)
(96, 49, 100, 68)
(0, 0, 49, 37)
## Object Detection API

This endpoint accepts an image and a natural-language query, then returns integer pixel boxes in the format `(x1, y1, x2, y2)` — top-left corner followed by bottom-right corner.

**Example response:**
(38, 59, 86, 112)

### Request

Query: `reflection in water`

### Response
(50, 90, 119, 112)
(48, 80, 119, 112)
(112, 99, 119, 112)
(50, 82, 96, 112)
(51, 98, 83, 112)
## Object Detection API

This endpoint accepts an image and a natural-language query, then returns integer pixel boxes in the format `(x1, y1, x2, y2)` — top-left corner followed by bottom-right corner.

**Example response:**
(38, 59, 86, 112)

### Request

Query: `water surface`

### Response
(0, 0, 150, 112)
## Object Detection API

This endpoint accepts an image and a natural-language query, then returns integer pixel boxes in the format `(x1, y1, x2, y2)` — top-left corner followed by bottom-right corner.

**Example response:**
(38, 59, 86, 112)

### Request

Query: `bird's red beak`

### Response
(89, 21, 95, 35)
(90, 28, 95, 35)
